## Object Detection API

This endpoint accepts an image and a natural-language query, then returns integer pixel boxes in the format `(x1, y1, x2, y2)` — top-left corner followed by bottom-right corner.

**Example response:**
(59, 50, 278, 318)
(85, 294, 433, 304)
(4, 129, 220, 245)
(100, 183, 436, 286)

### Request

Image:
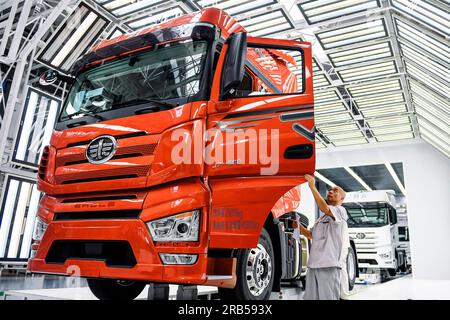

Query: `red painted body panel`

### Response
(29, 8, 315, 285)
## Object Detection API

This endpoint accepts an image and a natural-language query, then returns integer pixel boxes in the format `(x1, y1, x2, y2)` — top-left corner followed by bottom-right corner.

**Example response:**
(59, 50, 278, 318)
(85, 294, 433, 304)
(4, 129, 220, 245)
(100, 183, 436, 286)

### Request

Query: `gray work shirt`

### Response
(307, 205, 348, 269)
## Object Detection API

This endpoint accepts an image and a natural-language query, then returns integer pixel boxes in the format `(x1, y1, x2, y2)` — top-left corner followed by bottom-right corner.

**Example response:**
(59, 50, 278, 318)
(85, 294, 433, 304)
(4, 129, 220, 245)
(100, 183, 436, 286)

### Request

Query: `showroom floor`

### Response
(1, 274, 449, 300)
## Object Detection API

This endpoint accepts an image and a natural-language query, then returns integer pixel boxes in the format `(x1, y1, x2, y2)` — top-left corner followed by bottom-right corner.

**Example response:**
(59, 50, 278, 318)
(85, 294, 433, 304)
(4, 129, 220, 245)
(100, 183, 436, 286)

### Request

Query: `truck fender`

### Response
(264, 216, 285, 292)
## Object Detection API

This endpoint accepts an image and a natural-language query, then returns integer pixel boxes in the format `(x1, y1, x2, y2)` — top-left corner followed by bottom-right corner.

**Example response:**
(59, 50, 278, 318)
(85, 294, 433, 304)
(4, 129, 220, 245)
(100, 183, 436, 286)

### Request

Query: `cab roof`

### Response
(92, 7, 244, 52)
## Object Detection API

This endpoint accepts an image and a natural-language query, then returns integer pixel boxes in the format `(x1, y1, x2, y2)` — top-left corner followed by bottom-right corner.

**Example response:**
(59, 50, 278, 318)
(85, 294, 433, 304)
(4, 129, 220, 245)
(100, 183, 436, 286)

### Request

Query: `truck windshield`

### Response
(346, 207, 389, 227)
(59, 40, 208, 121)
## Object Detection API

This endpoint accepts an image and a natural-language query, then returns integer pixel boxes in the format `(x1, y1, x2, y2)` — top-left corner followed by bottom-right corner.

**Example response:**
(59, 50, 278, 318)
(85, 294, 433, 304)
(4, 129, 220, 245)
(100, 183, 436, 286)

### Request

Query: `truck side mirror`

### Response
(221, 32, 247, 99)
(390, 208, 398, 225)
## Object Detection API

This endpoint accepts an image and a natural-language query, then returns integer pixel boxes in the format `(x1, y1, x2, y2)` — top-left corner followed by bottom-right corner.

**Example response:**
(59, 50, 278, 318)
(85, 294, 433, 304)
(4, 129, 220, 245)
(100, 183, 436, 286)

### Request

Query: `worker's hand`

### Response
(304, 174, 315, 187)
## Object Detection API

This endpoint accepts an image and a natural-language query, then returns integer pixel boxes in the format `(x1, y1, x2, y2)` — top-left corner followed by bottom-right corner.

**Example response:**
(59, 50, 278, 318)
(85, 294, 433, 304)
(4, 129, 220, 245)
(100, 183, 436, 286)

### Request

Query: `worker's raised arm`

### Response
(304, 174, 334, 219)
(300, 224, 312, 240)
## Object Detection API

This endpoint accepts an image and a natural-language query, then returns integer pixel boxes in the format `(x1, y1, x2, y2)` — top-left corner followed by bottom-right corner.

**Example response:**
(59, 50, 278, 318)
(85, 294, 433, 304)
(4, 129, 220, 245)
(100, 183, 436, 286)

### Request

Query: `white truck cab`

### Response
(343, 190, 408, 281)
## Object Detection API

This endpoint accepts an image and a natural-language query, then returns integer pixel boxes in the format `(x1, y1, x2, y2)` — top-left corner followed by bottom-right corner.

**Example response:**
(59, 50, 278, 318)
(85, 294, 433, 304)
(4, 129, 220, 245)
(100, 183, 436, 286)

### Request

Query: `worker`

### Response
(300, 174, 348, 300)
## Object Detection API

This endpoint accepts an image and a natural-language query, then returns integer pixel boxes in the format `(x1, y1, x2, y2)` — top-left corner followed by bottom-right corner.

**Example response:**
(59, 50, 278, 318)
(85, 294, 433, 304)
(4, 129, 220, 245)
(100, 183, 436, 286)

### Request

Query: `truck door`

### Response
(206, 34, 316, 248)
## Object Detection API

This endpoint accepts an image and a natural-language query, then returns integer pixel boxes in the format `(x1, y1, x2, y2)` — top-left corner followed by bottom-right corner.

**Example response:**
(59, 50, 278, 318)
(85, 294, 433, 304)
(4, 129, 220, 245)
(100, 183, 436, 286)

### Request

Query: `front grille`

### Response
(46, 240, 137, 267)
(66, 131, 148, 148)
(53, 210, 141, 220)
(57, 143, 156, 167)
(61, 195, 137, 203)
(53, 132, 158, 188)
(55, 165, 150, 184)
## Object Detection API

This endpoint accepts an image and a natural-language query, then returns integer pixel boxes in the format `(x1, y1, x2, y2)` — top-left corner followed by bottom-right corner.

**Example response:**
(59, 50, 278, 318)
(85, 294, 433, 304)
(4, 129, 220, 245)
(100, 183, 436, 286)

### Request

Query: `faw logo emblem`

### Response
(86, 135, 117, 164)
(356, 233, 366, 239)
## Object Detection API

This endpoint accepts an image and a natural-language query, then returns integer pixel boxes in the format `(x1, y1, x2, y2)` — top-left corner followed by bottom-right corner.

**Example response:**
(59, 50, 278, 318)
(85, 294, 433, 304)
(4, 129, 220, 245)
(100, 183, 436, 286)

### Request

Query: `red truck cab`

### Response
(28, 8, 315, 300)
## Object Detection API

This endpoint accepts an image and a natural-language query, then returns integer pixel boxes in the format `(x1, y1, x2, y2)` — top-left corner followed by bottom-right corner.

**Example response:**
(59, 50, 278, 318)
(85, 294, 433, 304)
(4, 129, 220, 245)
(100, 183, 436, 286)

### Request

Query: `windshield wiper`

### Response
(64, 105, 106, 121)
(113, 98, 177, 110)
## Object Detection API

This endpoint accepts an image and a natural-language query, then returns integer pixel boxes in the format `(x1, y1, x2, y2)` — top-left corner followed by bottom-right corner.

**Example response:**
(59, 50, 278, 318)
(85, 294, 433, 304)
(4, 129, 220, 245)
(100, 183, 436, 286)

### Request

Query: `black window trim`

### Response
(219, 42, 306, 101)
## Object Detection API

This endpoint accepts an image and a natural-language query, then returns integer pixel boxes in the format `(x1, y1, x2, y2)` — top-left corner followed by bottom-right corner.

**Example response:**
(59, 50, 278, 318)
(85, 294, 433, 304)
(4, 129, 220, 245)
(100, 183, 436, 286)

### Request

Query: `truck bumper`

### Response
(28, 178, 214, 285)
(356, 253, 395, 269)
(28, 219, 208, 284)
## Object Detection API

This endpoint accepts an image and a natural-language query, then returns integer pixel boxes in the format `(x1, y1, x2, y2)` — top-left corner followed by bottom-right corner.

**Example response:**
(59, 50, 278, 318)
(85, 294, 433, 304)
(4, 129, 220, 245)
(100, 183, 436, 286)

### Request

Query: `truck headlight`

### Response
(146, 210, 200, 242)
(33, 217, 48, 241)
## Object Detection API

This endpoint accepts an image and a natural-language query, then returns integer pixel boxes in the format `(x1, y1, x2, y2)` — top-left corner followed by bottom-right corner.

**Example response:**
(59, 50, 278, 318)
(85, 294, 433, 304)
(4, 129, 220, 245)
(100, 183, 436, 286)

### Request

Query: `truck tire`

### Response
(218, 228, 275, 300)
(388, 268, 397, 277)
(399, 259, 408, 272)
(87, 279, 146, 300)
(347, 246, 357, 291)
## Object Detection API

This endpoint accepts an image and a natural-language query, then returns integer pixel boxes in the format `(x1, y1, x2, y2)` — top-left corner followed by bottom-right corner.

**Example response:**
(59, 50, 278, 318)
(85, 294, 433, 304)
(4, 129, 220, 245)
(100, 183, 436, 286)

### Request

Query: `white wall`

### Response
(297, 183, 316, 226)
(316, 139, 450, 280)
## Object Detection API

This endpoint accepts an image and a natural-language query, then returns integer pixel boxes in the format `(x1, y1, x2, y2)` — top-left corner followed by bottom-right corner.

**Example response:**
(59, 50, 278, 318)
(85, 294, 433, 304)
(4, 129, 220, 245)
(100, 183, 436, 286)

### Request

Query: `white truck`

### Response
(396, 206, 412, 269)
(343, 190, 408, 282)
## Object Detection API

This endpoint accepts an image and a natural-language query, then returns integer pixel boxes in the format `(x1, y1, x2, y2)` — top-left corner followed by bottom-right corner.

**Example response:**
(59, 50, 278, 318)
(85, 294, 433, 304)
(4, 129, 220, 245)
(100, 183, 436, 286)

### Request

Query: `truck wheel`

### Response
(347, 246, 357, 291)
(87, 279, 146, 300)
(388, 268, 397, 277)
(219, 228, 274, 300)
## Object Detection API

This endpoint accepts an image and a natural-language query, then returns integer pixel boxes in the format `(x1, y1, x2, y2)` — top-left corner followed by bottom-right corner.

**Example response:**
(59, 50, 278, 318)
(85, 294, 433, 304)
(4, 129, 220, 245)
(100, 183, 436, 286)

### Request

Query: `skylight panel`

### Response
(337, 60, 397, 82)
(416, 107, 449, 134)
(325, 130, 365, 140)
(421, 133, 450, 157)
(319, 122, 361, 134)
(238, 9, 294, 37)
(375, 131, 414, 142)
(356, 92, 405, 108)
(313, 73, 330, 88)
(412, 95, 450, 125)
(393, 0, 450, 36)
(360, 104, 408, 117)
(127, 6, 186, 29)
(419, 119, 450, 140)
(314, 90, 341, 103)
(368, 116, 411, 127)
(371, 124, 412, 135)
(328, 41, 393, 67)
(332, 137, 368, 146)
(401, 44, 448, 82)
(100, 0, 164, 17)
(316, 19, 387, 49)
(409, 81, 449, 114)
(299, 0, 380, 24)
(405, 62, 449, 99)
(421, 126, 450, 148)
(315, 102, 348, 114)
(312, 58, 322, 73)
(348, 79, 402, 97)
(37, 3, 110, 73)
(395, 19, 450, 60)
(315, 111, 352, 124)
(195, 0, 277, 16)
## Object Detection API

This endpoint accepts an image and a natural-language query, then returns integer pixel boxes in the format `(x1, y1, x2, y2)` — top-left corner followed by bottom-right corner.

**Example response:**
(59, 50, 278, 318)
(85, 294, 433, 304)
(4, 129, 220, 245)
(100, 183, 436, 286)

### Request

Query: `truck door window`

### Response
(244, 46, 304, 96)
